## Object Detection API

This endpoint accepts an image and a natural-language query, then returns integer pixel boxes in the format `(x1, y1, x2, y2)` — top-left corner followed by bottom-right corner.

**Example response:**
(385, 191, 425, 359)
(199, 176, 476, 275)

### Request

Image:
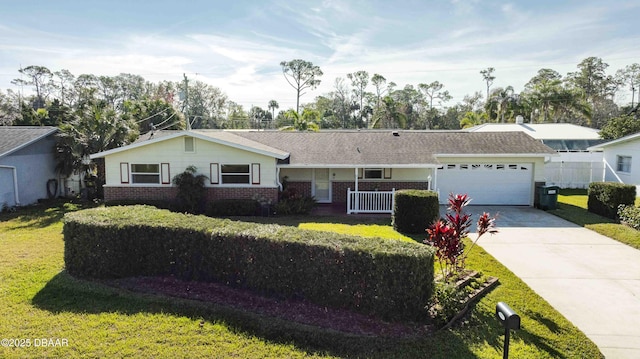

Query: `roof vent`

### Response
(515, 115, 524, 125)
(392, 131, 399, 136)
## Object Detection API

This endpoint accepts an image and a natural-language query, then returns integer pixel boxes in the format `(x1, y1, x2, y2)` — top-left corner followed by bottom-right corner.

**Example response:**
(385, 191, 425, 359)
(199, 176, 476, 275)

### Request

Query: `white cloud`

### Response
(1, 0, 639, 111)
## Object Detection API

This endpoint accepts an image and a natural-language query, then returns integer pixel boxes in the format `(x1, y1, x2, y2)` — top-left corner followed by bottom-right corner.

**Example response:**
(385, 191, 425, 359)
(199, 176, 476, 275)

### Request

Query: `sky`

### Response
(1, 0, 639, 111)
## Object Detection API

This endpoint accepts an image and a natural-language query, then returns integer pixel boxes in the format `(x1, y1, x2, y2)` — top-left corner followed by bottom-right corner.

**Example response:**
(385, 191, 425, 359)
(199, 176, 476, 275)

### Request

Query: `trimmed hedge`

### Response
(618, 205, 640, 230)
(392, 190, 440, 234)
(273, 196, 317, 215)
(587, 182, 636, 219)
(206, 199, 260, 216)
(63, 206, 434, 321)
(105, 199, 175, 211)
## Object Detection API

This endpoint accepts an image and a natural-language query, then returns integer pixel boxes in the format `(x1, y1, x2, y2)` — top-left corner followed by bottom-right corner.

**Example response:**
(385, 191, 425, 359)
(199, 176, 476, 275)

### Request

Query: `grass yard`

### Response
(549, 189, 640, 250)
(0, 201, 603, 358)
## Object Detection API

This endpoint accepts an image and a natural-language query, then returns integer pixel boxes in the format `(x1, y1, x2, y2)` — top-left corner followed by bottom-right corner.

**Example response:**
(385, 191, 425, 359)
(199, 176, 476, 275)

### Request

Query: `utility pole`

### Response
(183, 73, 190, 130)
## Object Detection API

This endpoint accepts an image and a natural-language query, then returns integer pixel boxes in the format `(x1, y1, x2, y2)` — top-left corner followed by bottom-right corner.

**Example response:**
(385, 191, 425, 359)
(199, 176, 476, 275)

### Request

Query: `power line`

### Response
(135, 109, 168, 123)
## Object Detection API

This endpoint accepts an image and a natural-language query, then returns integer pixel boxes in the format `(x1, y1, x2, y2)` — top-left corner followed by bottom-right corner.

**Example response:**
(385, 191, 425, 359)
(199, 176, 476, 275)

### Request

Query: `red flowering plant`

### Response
(425, 193, 498, 280)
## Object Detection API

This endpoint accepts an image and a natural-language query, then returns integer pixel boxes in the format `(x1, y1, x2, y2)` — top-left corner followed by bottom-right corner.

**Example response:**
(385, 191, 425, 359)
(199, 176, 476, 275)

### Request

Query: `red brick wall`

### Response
(282, 181, 429, 203)
(104, 186, 178, 202)
(205, 187, 279, 203)
(285, 181, 312, 197)
(105, 186, 278, 204)
(105, 182, 427, 205)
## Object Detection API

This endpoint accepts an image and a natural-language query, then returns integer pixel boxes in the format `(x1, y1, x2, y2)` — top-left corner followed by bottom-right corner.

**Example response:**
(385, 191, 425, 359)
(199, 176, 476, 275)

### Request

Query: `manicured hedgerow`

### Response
(392, 190, 440, 234)
(587, 182, 636, 219)
(63, 206, 434, 321)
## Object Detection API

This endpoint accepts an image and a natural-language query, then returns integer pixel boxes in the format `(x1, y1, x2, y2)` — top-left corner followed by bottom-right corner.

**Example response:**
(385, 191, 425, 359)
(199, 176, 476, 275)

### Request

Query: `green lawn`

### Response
(549, 189, 640, 250)
(0, 201, 603, 358)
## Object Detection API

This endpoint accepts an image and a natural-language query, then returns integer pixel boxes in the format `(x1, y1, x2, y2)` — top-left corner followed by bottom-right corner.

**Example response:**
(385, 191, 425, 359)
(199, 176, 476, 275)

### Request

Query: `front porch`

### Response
(280, 166, 435, 215)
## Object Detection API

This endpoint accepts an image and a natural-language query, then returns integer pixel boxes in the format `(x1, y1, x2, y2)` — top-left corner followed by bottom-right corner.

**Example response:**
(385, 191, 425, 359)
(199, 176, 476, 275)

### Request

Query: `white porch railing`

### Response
(347, 188, 395, 214)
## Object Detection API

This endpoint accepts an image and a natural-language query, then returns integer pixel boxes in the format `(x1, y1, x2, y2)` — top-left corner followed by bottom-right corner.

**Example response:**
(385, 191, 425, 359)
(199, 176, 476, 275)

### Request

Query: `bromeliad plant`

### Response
(425, 193, 498, 280)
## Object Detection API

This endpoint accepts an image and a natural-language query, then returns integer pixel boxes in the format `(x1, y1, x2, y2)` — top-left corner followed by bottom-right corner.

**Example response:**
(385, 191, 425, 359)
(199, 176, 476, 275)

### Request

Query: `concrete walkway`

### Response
(466, 206, 640, 359)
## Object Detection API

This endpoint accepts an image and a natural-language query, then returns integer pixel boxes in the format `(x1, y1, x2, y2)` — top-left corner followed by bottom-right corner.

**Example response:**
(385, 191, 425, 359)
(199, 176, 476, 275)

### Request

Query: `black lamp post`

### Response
(496, 302, 521, 359)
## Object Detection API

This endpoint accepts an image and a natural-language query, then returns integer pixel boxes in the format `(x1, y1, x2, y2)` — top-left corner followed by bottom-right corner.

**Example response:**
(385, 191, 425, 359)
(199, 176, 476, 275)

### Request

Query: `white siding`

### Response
(104, 136, 278, 187)
(602, 140, 640, 190)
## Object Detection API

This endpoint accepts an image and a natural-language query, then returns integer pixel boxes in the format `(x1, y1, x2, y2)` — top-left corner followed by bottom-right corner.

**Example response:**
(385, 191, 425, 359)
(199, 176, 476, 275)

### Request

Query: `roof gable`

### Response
(0, 126, 58, 159)
(90, 130, 289, 160)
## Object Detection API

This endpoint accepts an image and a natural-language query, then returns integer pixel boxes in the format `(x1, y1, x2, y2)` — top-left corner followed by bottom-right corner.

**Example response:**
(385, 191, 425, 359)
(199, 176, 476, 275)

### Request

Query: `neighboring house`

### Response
(588, 132, 640, 193)
(0, 126, 59, 208)
(91, 130, 555, 211)
(467, 120, 605, 188)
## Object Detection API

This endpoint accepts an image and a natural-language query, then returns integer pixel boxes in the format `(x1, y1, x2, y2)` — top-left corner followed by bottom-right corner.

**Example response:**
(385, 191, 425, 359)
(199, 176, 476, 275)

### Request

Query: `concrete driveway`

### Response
(463, 206, 640, 359)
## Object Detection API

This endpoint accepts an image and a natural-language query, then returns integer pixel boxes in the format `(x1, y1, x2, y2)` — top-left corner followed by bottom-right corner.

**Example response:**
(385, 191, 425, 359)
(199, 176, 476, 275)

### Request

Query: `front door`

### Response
(313, 168, 331, 203)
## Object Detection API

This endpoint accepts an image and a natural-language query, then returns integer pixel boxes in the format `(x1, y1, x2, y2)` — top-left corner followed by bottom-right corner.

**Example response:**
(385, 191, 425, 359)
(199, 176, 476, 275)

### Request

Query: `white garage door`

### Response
(436, 163, 533, 205)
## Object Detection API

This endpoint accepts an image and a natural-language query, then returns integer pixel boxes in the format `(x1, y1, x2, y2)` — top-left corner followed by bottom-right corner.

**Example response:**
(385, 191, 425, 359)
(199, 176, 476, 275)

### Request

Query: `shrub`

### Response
(588, 182, 636, 219)
(275, 186, 317, 215)
(63, 206, 434, 321)
(424, 193, 497, 280)
(392, 190, 439, 234)
(105, 199, 175, 211)
(618, 205, 640, 230)
(172, 165, 208, 214)
(206, 199, 260, 217)
(274, 196, 317, 215)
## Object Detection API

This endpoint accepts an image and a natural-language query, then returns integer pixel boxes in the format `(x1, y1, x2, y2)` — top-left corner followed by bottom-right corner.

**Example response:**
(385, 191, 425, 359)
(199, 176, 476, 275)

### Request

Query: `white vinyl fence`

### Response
(544, 161, 604, 189)
(347, 188, 395, 214)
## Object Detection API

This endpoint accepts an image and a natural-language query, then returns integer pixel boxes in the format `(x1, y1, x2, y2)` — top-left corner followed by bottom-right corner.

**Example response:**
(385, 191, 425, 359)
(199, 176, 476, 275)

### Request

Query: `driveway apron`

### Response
(466, 206, 640, 359)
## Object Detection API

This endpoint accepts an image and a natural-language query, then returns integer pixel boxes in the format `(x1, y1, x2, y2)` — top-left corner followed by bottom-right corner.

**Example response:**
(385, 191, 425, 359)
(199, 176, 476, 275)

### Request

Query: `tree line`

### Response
(280, 57, 639, 132)
(1, 57, 639, 177)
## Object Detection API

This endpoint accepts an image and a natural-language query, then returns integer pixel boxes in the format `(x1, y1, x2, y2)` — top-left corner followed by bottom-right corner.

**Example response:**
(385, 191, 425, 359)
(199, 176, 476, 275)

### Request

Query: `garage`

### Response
(436, 163, 533, 205)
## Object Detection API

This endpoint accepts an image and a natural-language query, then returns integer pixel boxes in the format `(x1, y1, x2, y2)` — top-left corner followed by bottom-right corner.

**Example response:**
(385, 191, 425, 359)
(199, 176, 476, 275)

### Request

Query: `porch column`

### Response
(354, 167, 359, 213)
(354, 167, 359, 192)
(432, 167, 438, 192)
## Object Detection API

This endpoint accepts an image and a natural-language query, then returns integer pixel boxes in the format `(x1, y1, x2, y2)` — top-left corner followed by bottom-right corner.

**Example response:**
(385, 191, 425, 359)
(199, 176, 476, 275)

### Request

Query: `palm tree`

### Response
(278, 109, 319, 131)
(55, 102, 138, 179)
(459, 111, 488, 129)
(268, 100, 279, 127)
(487, 86, 516, 122)
(370, 96, 407, 129)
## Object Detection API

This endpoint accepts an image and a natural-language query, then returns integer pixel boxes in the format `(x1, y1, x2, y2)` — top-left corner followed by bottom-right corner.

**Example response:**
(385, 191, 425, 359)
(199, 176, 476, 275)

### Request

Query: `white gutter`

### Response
(0, 165, 20, 206)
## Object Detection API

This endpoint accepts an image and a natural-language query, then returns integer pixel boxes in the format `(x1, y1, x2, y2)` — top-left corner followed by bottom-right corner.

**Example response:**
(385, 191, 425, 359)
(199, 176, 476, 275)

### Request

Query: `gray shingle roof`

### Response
(235, 130, 555, 166)
(0, 126, 58, 159)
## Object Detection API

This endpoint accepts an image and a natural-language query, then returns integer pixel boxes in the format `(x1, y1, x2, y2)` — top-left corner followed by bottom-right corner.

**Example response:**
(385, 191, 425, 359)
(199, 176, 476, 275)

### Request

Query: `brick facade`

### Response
(104, 181, 426, 206)
(284, 181, 313, 197)
(204, 187, 279, 203)
(282, 180, 429, 204)
(104, 186, 278, 204)
(104, 186, 178, 202)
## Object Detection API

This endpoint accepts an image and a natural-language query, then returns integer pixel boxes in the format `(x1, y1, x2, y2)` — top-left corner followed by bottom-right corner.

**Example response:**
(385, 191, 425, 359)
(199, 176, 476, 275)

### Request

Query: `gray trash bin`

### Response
(537, 185, 559, 210)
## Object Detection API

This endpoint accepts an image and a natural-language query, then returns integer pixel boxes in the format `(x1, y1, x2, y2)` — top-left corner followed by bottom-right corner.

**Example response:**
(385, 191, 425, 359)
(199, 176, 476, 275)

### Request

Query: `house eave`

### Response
(435, 153, 556, 158)
(587, 133, 640, 151)
(277, 164, 440, 169)
(90, 130, 289, 160)
(0, 127, 58, 160)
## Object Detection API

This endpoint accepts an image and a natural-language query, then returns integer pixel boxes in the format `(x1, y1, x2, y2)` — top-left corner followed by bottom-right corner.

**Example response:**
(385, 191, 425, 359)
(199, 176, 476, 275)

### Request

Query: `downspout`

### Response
(276, 167, 283, 191)
(0, 165, 20, 206)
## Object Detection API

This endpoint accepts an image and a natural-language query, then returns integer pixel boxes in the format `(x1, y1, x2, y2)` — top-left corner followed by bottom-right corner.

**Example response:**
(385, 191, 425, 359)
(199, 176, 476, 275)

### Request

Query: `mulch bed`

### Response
(109, 276, 436, 338)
